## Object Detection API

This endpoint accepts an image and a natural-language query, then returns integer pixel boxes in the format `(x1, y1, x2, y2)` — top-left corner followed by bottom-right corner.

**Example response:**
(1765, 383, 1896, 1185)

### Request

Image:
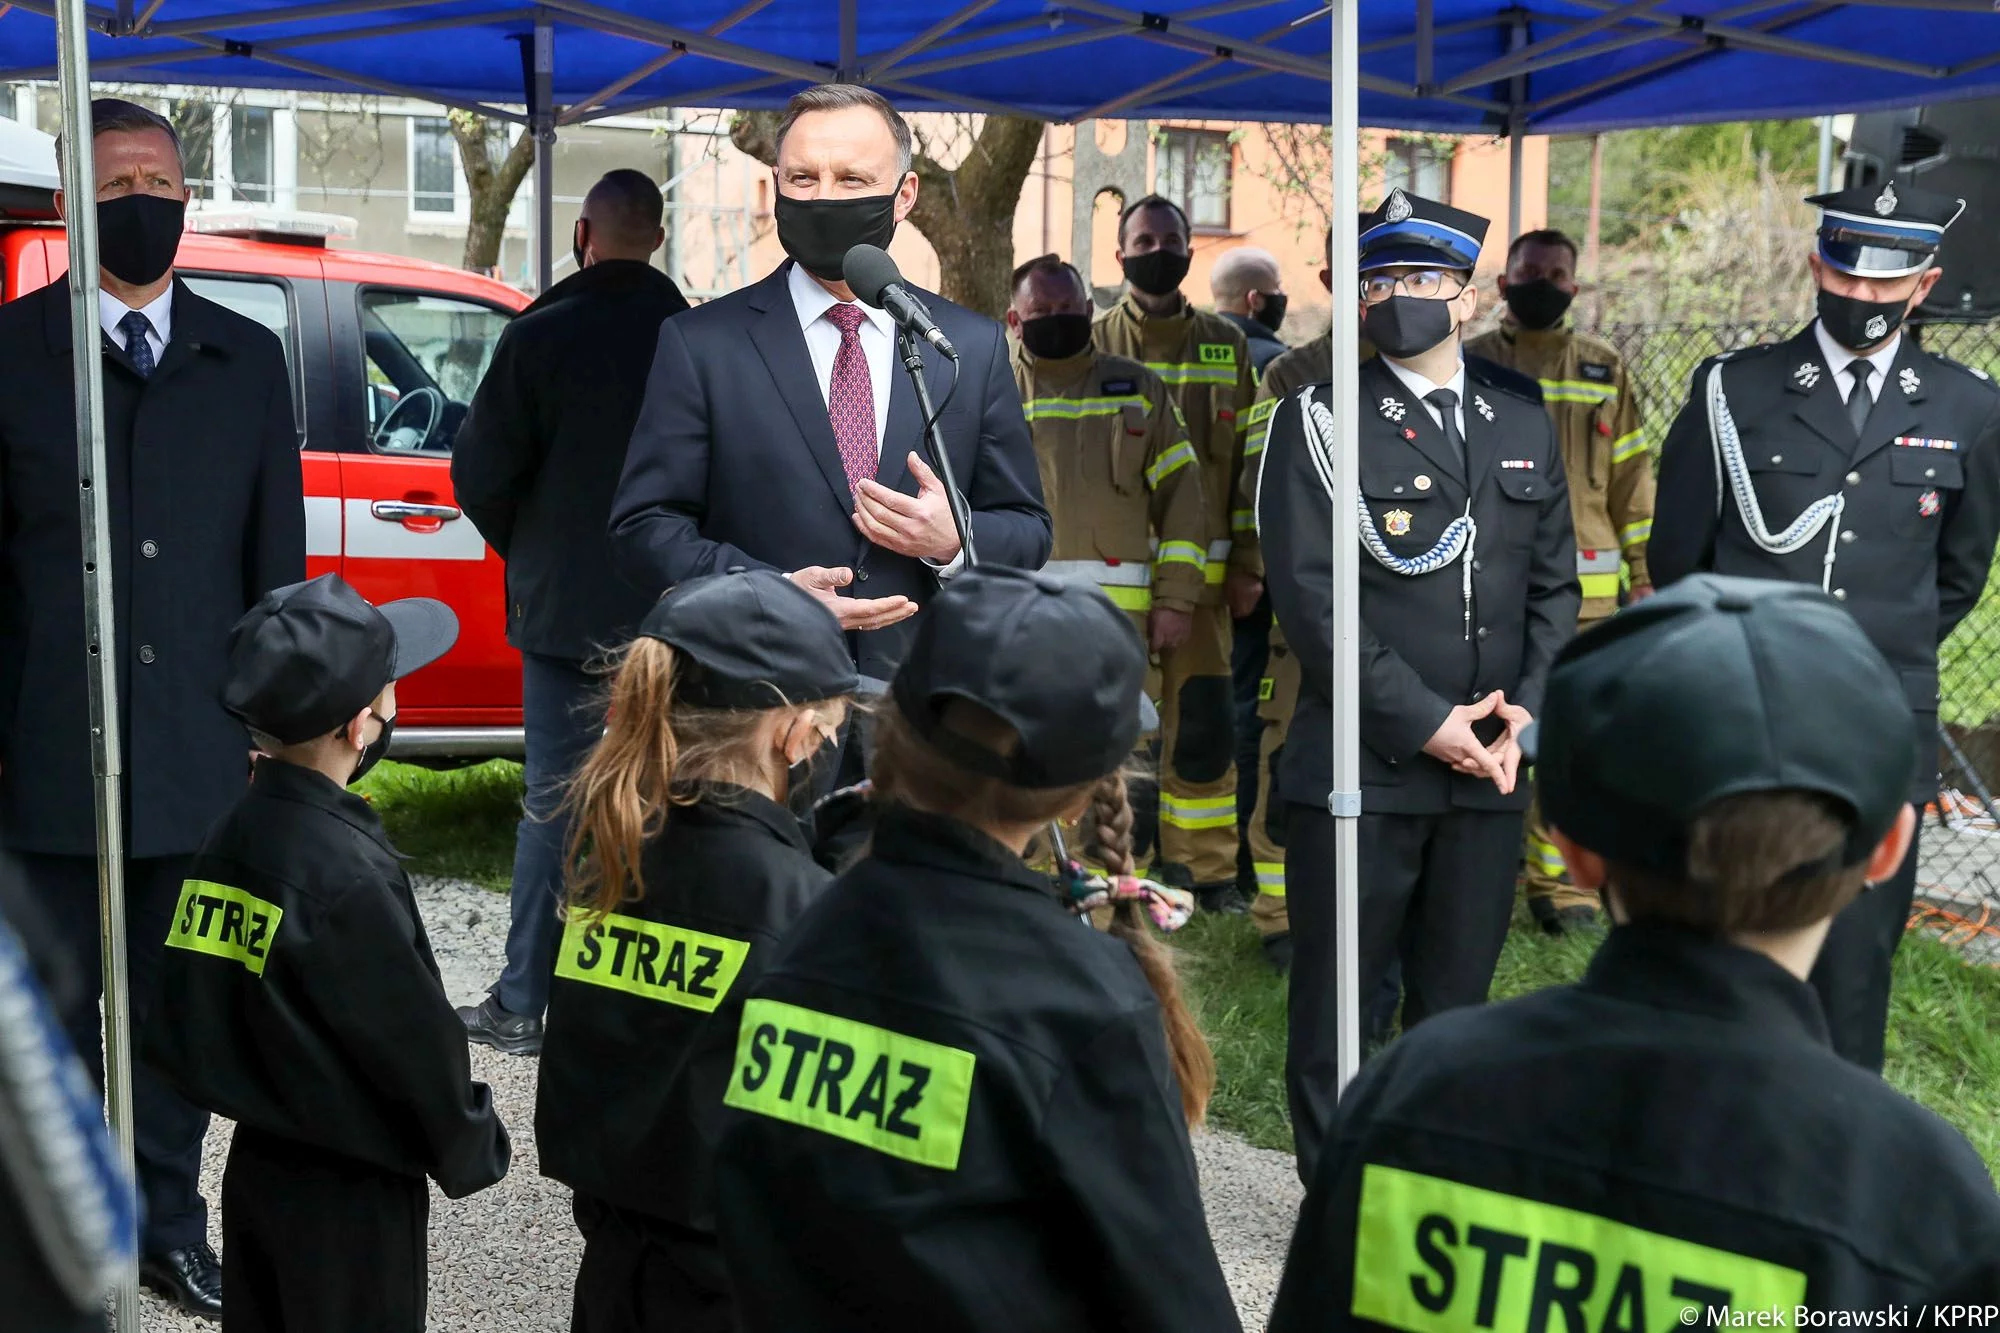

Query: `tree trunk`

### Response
(450, 113, 537, 274)
(731, 111, 1047, 320)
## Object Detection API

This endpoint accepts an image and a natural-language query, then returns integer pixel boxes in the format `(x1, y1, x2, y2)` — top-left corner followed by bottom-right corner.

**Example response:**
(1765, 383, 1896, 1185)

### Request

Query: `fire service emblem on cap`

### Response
(1384, 188, 1413, 223)
(1875, 182, 1898, 216)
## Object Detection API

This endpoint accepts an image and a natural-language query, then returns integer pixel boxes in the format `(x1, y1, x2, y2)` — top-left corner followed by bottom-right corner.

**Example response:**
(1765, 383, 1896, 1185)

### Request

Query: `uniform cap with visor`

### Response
(1537, 574, 1917, 879)
(1806, 180, 1965, 279)
(1358, 188, 1489, 274)
(891, 566, 1147, 789)
(225, 573, 458, 746)
(639, 570, 857, 708)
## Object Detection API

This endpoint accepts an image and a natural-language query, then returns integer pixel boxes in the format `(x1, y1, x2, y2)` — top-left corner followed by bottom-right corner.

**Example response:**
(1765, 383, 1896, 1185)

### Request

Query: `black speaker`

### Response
(1844, 102, 2000, 321)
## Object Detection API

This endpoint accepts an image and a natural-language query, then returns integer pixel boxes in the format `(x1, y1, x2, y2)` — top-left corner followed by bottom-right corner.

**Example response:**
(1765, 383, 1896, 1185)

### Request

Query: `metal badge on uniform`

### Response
(1920, 489, 1942, 518)
(1413, 474, 1432, 491)
(1875, 182, 1899, 215)
(1793, 362, 1821, 390)
(1380, 397, 1407, 423)
(1474, 394, 1495, 423)
(1384, 188, 1413, 223)
(1384, 509, 1413, 536)
(1900, 367, 1921, 395)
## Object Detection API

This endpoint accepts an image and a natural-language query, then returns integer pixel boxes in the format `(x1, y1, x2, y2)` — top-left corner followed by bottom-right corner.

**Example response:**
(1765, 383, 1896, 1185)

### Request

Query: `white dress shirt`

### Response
(1813, 319, 1902, 406)
(789, 261, 895, 457)
(1384, 355, 1470, 437)
(99, 286, 173, 365)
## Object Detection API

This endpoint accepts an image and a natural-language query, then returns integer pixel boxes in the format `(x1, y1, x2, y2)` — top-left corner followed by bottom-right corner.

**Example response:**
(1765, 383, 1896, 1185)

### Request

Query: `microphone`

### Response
(843, 244, 958, 360)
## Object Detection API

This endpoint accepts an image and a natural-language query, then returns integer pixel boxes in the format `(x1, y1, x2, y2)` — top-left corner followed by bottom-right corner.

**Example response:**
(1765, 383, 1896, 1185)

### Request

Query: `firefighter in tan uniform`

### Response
(1007, 255, 1212, 858)
(1094, 195, 1259, 913)
(1466, 228, 1654, 934)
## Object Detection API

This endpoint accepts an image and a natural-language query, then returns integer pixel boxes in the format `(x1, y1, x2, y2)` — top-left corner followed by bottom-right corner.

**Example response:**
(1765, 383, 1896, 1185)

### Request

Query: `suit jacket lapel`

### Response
(1781, 327, 1857, 457)
(1851, 336, 1927, 467)
(876, 325, 927, 496)
(1364, 357, 1462, 486)
(1462, 385, 1499, 494)
(747, 265, 855, 512)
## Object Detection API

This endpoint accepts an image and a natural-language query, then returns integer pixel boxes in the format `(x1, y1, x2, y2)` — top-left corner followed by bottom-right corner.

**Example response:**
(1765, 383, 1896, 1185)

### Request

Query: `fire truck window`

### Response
(180, 275, 303, 441)
(359, 288, 511, 453)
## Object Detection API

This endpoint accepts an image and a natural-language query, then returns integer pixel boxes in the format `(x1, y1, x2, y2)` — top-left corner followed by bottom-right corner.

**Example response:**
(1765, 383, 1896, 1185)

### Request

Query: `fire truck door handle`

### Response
(371, 500, 462, 522)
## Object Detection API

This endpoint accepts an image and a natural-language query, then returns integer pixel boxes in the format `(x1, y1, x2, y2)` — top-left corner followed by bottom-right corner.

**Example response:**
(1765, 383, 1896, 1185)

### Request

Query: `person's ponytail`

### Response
(564, 638, 682, 918)
(1087, 773, 1216, 1128)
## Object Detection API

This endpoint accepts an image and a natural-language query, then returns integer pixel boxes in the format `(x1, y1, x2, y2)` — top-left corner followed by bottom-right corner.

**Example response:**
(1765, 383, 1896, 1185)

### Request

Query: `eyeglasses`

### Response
(1359, 269, 1469, 304)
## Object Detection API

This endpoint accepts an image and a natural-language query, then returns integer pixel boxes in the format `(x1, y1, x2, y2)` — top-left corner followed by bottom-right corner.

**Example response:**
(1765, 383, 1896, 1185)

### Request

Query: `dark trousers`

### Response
(23, 852, 208, 1254)
(222, 1125, 427, 1333)
(571, 1194, 735, 1333)
(1284, 804, 1522, 1180)
(1809, 808, 1921, 1073)
(494, 653, 606, 1017)
(1231, 593, 1273, 833)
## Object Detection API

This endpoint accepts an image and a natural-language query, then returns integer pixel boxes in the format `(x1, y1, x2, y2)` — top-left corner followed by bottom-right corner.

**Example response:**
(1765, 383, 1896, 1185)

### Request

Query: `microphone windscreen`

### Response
(842, 244, 902, 308)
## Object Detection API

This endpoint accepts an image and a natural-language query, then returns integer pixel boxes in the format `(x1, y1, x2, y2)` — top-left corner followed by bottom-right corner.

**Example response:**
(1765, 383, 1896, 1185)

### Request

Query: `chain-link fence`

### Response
(1601, 319, 2000, 928)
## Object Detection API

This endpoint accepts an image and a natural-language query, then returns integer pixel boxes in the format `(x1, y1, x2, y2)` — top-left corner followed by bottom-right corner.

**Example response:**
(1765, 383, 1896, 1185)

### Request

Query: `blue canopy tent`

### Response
(7, 7, 2000, 1320)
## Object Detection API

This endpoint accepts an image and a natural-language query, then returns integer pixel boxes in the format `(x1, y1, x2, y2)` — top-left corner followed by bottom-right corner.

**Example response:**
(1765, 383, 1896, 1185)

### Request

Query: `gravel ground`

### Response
(141, 875, 1302, 1330)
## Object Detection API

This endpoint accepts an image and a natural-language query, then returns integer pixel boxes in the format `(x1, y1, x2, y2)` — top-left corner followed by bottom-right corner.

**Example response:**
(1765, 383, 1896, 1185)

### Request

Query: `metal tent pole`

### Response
(51, 0, 140, 1327)
(1507, 12, 1527, 243)
(533, 13, 555, 294)
(1817, 114, 1834, 193)
(1330, 0, 1362, 1096)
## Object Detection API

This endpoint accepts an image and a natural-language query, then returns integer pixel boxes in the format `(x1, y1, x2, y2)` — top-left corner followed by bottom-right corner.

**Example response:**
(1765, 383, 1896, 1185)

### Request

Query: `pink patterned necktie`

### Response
(825, 302, 877, 493)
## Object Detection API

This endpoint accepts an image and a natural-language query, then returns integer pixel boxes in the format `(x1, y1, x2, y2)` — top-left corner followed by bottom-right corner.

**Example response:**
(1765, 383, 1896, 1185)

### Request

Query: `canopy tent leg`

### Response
(1507, 10, 1527, 243)
(533, 14, 555, 294)
(1329, 0, 1362, 1098)
(52, 0, 140, 1325)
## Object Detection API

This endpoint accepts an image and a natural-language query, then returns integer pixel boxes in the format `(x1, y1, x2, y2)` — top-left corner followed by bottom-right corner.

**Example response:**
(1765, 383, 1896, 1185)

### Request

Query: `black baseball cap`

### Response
(639, 570, 856, 708)
(891, 566, 1146, 789)
(224, 574, 458, 745)
(1538, 574, 1917, 877)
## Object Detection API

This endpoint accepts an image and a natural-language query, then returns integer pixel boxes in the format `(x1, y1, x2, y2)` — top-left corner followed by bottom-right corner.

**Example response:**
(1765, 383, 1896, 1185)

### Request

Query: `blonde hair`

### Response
(870, 701, 1216, 1127)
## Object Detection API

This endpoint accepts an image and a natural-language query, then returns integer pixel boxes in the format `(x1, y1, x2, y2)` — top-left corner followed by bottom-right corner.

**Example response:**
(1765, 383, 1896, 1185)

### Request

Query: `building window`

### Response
(1154, 128, 1232, 232)
(410, 116, 459, 215)
(1382, 137, 1451, 203)
(225, 106, 275, 203)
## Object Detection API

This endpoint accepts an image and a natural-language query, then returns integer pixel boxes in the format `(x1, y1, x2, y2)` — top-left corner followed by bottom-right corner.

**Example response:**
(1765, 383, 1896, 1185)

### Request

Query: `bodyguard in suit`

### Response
(0, 98, 305, 1317)
(1260, 190, 1578, 1180)
(1651, 181, 2000, 1073)
(451, 170, 690, 1056)
(610, 83, 1050, 682)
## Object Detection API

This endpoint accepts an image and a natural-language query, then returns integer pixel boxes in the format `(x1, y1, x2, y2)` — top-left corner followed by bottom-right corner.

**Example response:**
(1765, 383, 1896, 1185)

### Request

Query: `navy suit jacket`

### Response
(609, 263, 1050, 678)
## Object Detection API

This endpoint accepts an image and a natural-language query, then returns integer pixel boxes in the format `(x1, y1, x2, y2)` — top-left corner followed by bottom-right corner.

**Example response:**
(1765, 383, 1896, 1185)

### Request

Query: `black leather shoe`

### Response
(458, 994, 544, 1055)
(1195, 882, 1251, 916)
(141, 1241, 223, 1320)
(1261, 930, 1294, 974)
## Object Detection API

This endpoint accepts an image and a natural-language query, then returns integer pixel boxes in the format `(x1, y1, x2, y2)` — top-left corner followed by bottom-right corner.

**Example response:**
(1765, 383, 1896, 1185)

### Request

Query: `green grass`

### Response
(361, 760, 2000, 1173)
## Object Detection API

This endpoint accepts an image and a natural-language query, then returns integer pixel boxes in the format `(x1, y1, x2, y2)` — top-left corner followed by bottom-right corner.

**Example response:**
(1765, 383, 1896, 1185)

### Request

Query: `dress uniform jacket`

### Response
(712, 805, 1242, 1333)
(0, 280, 305, 860)
(1651, 326, 2000, 803)
(144, 760, 510, 1197)
(1467, 318, 1654, 617)
(1095, 294, 1259, 595)
(1010, 342, 1210, 627)
(1260, 359, 1580, 813)
(537, 786, 830, 1229)
(1269, 924, 2000, 1328)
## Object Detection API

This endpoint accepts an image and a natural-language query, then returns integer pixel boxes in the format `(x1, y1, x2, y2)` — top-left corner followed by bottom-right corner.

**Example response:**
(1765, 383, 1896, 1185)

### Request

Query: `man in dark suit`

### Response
(0, 98, 305, 1317)
(610, 84, 1050, 682)
(450, 170, 690, 1055)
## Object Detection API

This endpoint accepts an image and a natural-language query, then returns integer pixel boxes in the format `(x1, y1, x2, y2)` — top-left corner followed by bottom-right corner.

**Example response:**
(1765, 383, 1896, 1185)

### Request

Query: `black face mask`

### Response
(1818, 288, 1909, 351)
(1122, 250, 1191, 298)
(572, 221, 589, 272)
(785, 728, 842, 820)
(1503, 278, 1574, 331)
(775, 192, 901, 283)
(350, 711, 396, 786)
(97, 194, 185, 287)
(1019, 313, 1095, 361)
(1364, 295, 1458, 360)
(1251, 292, 1289, 335)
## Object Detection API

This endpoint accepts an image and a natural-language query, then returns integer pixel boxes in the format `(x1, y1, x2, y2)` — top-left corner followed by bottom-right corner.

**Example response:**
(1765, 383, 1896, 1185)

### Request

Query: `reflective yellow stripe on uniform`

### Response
(1146, 440, 1199, 489)
(1525, 837, 1568, 878)
(1610, 430, 1648, 465)
(1021, 394, 1150, 422)
(1351, 1164, 1807, 1329)
(1577, 548, 1622, 600)
(167, 880, 283, 977)
(1537, 378, 1620, 405)
(724, 998, 978, 1171)
(1244, 398, 1278, 458)
(1205, 538, 1233, 585)
(1146, 362, 1239, 388)
(1161, 792, 1237, 830)
(1231, 508, 1256, 539)
(554, 911, 750, 1012)
(1155, 540, 1206, 572)
(1253, 862, 1286, 896)
(1044, 558, 1153, 612)
(1620, 518, 1653, 548)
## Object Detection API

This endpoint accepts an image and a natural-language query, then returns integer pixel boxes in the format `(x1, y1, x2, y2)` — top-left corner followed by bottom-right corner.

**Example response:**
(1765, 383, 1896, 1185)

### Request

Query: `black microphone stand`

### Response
(895, 324, 977, 570)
